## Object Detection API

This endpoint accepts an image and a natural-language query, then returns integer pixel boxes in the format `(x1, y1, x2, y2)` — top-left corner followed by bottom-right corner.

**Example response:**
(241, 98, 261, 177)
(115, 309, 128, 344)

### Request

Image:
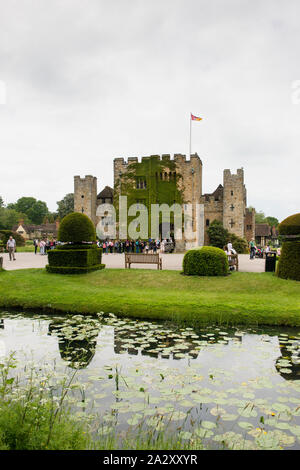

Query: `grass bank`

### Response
(0, 268, 299, 326)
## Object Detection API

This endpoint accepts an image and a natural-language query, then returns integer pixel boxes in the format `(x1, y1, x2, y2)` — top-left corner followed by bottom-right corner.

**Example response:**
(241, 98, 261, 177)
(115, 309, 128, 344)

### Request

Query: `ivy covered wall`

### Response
(114, 156, 185, 239)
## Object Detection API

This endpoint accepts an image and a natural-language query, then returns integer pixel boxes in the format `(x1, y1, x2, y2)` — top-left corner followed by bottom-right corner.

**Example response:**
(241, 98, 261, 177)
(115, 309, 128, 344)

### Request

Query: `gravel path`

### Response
(1, 252, 265, 273)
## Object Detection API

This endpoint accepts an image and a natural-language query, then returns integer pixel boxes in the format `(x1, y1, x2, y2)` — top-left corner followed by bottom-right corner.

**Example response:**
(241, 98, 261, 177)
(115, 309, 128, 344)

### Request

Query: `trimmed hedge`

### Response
(58, 212, 96, 243)
(46, 246, 104, 274)
(183, 246, 229, 276)
(276, 241, 300, 281)
(46, 264, 105, 274)
(279, 213, 300, 236)
(55, 243, 97, 251)
(47, 247, 102, 268)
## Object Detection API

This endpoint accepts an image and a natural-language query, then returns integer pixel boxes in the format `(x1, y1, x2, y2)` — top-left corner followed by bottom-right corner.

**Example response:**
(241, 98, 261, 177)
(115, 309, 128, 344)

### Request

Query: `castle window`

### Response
(164, 172, 168, 180)
(229, 219, 235, 228)
(206, 219, 210, 227)
(231, 191, 234, 196)
(247, 224, 252, 230)
(136, 178, 146, 189)
(230, 204, 235, 211)
(81, 195, 84, 198)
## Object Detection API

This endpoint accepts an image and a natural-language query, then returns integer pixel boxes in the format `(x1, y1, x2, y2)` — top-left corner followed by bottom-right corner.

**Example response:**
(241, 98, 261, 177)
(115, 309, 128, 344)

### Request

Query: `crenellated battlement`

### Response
(223, 168, 244, 183)
(113, 153, 202, 166)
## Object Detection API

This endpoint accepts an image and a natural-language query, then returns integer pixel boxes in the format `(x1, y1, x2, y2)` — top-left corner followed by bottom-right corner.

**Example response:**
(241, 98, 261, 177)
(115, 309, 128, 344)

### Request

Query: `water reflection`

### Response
(48, 317, 101, 369)
(44, 315, 300, 382)
(113, 322, 241, 359)
(276, 340, 300, 381)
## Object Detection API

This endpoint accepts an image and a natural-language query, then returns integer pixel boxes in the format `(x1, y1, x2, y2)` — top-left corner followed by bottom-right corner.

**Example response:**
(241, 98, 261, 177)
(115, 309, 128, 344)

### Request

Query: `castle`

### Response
(74, 153, 255, 250)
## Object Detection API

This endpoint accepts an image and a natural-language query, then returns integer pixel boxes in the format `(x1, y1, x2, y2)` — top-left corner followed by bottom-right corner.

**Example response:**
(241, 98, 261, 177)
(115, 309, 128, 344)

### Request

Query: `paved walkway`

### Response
(1, 252, 265, 273)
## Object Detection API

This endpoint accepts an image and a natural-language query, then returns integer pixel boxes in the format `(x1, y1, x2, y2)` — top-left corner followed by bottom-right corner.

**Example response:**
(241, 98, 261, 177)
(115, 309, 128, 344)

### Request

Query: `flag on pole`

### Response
(191, 113, 203, 121)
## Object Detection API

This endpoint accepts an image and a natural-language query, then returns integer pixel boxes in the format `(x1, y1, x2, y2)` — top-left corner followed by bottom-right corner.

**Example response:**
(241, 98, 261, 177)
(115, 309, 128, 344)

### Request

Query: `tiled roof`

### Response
(255, 223, 271, 237)
(97, 186, 113, 199)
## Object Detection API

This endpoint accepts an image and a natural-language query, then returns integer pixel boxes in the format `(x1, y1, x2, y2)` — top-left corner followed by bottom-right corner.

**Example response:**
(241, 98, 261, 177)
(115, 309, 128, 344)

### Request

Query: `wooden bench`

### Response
(227, 254, 239, 271)
(125, 253, 162, 270)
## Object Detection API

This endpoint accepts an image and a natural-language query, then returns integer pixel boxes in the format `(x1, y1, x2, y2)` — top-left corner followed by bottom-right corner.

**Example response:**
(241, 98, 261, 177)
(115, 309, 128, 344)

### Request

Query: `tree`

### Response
(264, 216, 279, 228)
(14, 197, 37, 215)
(27, 200, 49, 225)
(7, 197, 50, 225)
(57, 193, 74, 219)
(0, 208, 29, 230)
(254, 209, 279, 228)
(207, 220, 229, 249)
(255, 211, 266, 224)
(0, 196, 4, 208)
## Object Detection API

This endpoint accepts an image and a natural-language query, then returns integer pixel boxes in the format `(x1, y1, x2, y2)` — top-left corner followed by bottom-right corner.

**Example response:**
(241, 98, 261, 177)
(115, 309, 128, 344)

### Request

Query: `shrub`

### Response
(276, 241, 300, 281)
(207, 220, 249, 254)
(47, 213, 103, 274)
(0, 230, 25, 247)
(58, 212, 96, 243)
(278, 213, 300, 236)
(276, 213, 300, 281)
(46, 247, 104, 274)
(228, 233, 249, 254)
(183, 246, 229, 276)
(48, 247, 101, 267)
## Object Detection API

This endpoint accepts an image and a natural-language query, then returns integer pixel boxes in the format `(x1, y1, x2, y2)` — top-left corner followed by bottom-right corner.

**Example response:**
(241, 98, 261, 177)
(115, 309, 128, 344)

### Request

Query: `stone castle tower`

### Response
(223, 169, 247, 238)
(74, 175, 97, 225)
(74, 154, 255, 248)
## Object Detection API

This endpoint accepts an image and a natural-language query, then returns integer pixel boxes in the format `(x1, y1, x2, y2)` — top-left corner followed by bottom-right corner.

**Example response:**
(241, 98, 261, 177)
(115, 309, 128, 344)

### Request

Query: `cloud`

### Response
(0, 0, 299, 221)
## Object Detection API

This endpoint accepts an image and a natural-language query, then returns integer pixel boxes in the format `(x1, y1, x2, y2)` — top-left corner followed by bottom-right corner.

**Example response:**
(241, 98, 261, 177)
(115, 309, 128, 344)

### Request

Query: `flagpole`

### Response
(189, 112, 192, 158)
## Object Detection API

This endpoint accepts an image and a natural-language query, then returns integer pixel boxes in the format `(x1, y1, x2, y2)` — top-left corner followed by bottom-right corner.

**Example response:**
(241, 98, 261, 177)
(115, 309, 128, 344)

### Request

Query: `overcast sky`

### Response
(0, 0, 299, 221)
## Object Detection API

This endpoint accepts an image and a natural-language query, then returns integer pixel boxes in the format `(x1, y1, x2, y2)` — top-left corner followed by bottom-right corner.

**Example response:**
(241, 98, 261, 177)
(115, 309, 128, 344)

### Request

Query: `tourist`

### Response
(6, 236, 16, 261)
(39, 239, 45, 255)
(249, 239, 256, 260)
(266, 244, 271, 253)
(227, 240, 233, 252)
(33, 238, 39, 255)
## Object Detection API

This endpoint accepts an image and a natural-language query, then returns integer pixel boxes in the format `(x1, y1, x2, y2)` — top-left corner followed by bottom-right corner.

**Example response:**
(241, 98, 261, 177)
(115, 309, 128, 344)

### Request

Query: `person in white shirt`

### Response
(6, 236, 16, 261)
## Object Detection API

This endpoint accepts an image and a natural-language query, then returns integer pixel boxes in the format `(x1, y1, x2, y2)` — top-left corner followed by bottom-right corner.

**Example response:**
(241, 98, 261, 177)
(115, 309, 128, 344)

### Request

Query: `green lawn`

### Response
(0, 268, 299, 326)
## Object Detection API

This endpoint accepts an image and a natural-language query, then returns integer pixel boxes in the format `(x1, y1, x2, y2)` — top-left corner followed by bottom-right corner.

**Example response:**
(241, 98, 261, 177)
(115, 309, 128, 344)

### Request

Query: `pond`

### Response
(0, 310, 300, 450)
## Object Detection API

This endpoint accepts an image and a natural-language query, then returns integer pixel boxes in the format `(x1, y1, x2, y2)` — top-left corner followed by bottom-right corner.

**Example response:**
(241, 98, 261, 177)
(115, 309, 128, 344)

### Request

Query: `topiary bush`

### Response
(183, 246, 229, 276)
(228, 233, 249, 254)
(46, 212, 104, 274)
(278, 213, 300, 236)
(276, 241, 300, 281)
(58, 212, 96, 243)
(276, 213, 300, 281)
